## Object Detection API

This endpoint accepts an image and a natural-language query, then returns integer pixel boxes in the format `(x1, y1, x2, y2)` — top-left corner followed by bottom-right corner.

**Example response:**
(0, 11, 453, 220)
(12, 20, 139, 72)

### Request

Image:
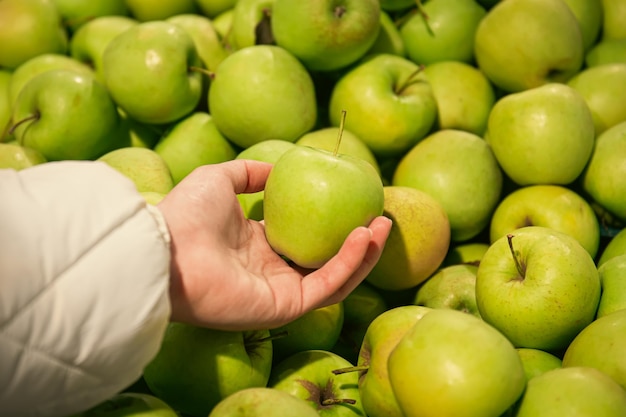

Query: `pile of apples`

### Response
(3, 0, 626, 416)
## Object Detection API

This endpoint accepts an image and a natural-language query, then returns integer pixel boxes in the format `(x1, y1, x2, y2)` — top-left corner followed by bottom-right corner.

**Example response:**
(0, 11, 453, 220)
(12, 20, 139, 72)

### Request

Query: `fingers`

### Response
(226, 159, 274, 194)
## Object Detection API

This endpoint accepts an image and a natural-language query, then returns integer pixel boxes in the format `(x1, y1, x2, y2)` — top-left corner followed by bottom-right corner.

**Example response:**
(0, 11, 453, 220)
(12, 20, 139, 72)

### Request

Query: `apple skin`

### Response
(474, 0, 584, 93)
(0, 70, 12, 138)
(392, 129, 503, 242)
(601, 0, 626, 41)
(598, 228, 626, 266)
(596, 255, 626, 318)
(271, 0, 381, 72)
(489, 184, 600, 259)
(561, 0, 603, 52)
(195, 0, 238, 18)
(399, 0, 486, 65)
(582, 121, 626, 222)
(72, 392, 178, 417)
(102, 21, 203, 125)
(208, 45, 317, 149)
(263, 144, 384, 269)
(485, 83, 594, 186)
(51, 0, 129, 33)
(586, 38, 626, 67)
(208, 387, 320, 417)
(442, 242, 489, 267)
(143, 323, 273, 417)
(230, 0, 276, 50)
(0, 0, 69, 70)
(515, 348, 562, 382)
(515, 367, 626, 417)
(366, 10, 406, 58)
(476, 226, 600, 352)
(125, 0, 198, 21)
(328, 53, 437, 158)
(387, 309, 526, 417)
(0, 143, 47, 170)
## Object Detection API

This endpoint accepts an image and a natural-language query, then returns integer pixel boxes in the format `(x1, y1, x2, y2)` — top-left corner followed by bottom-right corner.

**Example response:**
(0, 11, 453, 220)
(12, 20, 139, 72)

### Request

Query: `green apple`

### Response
(598, 228, 626, 266)
(208, 387, 320, 417)
(476, 226, 600, 351)
(125, 0, 198, 21)
(601, 0, 626, 41)
(596, 254, 626, 318)
(379, 0, 414, 12)
(229, 0, 276, 50)
(561, 0, 603, 52)
(562, 308, 626, 390)
(271, 0, 381, 72)
(567, 63, 626, 136)
(10, 69, 120, 161)
(69, 16, 139, 82)
(582, 121, 626, 222)
(269, 349, 366, 417)
(365, 10, 406, 58)
(392, 129, 503, 242)
(586, 38, 626, 67)
(109, 108, 163, 150)
(400, 0, 486, 65)
(387, 308, 526, 417)
(0, 0, 68, 70)
(489, 184, 600, 258)
(196, 0, 238, 18)
(212, 8, 235, 45)
(413, 264, 481, 318)
(72, 392, 178, 417)
(485, 83, 594, 186)
(102, 21, 203, 125)
(365, 185, 451, 291)
(296, 127, 380, 174)
(143, 323, 273, 417)
(208, 45, 317, 149)
(97, 147, 174, 194)
(442, 242, 489, 267)
(516, 348, 562, 381)
(269, 302, 344, 364)
(234, 139, 297, 221)
(474, 0, 584, 93)
(328, 54, 438, 158)
(357, 305, 432, 417)
(0, 70, 12, 138)
(51, 0, 129, 32)
(154, 112, 237, 184)
(515, 367, 626, 417)
(0, 143, 46, 170)
(263, 143, 384, 269)
(423, 60, 496, 136)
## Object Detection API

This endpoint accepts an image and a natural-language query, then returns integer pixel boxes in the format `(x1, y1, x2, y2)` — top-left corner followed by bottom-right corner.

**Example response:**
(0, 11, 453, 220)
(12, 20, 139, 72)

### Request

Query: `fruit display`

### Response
(3, 0, 626, 416)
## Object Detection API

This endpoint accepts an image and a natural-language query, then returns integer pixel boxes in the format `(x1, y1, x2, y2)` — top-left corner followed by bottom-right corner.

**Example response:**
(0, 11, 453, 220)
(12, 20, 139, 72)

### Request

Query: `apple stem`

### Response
(189, 66, 215, 80)
(396, 65, 426, 95)
(7, 113, 40, 136)
(322, 398, 357, 406)
(507, 234, 526, 280)
(331, 365, 369, 375)
(333, 109, 347, 157)
(415, 0, 435, 36)
(245, 330, 289, 348)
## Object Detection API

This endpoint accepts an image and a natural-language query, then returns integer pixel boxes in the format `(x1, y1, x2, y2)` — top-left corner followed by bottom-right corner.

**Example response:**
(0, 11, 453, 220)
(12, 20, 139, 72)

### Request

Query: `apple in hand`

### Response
(485, 83, 594, 186)
(474, 0, 584, 93)
(208, 387, 320, 417)
(515, 348, 562, 382)
(387, 309, 526, 417)
(72, 392, 178, 417)
(596, 254, 626, 318)
(103, 21, 203, 125)
(0, 143, 46, 170)
(271, 0, 381, 72)
(143, 323, 273, 417)
(263, 140, 384, 269)
(476, 226, 600, 351)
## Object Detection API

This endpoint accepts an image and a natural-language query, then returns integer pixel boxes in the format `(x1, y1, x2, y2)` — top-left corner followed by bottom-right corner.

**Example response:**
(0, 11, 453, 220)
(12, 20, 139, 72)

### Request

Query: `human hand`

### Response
(157, 159, 392, 331)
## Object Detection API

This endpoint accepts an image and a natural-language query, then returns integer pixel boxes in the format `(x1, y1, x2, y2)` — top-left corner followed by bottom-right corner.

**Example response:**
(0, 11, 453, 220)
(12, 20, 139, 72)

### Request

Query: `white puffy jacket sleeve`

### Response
(0, 161, 172, 417)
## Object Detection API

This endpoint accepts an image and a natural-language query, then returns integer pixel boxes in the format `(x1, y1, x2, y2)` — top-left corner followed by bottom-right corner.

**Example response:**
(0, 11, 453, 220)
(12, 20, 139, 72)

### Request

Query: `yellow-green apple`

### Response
(0, 70, 11, 138)
(10, 69, 120, 161)
(423, 60, 496, 135)
(69, 16, 139, 82)
(596, 254, 626, 318)
(97, 147, 174, 194)
(212, 8, 234, 43)
(476, 226, 600, 351)
(516, 348, 562, 381)
(208, 45, 317, 149)
(598, 228, 626, 266)
(229, 0, 276, 50)
(562, 308, 626, 390)
(357, 305, 432, 417)
(365, 10, 406, 58)
(393, 129, 503, 242)
(365, 185, 450, 291)
(582, 121, 626, 222)
(601, 0, 626, 41)
(387, 309, 526, 417)
(51, 0, 129, 32)
(474, 0, 584, 93)
(586, 38, 626, 67)
(485, 83, 594, 186)
(154, 112, 237, 184)
(111, 108, 163, 150)
(328, 54, 437, 158)
(561, 0, 603, 52)
(269, 302, 344, 364)
(413, 264, 481, 318)
(125, 0, 198, 21)
(143, 323, 273, 417)
(72, 392, 178, 417)
(399, 0, 486, 65)
(263, 143, 384, 269)
(208, 387, 320, 417)
(0, 0, 68, 70)
(0, 143, 46, 170)
(567, 63, 626, 136)
(442, 242, 489, 267)
(269, 349, 365, 417)
(102, 21, 203, 125)
(271, 0, 381, 72)
(234, 139, 296, 221)
(195, 0, 238, 18)
(515, 367, 626, 417)
(489, 184, 600, 258)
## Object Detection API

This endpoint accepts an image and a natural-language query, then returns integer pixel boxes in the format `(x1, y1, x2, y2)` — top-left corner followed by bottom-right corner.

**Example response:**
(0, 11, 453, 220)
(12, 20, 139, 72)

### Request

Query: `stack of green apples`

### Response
(3, 0, 626, 416)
